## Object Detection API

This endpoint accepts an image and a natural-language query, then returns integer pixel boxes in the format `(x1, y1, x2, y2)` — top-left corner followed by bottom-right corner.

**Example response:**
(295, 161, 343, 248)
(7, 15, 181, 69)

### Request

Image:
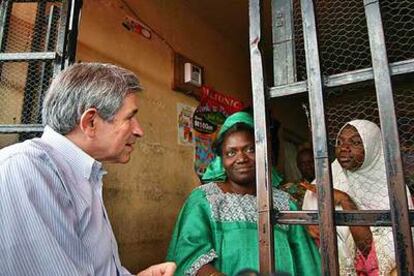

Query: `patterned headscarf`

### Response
(333, 120, 389, 209)
(201, 111, 283, 186)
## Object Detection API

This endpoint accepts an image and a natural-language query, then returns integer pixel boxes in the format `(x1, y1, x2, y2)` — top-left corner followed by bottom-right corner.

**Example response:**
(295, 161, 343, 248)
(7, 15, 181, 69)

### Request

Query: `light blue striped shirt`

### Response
(0, 126, 131, 276)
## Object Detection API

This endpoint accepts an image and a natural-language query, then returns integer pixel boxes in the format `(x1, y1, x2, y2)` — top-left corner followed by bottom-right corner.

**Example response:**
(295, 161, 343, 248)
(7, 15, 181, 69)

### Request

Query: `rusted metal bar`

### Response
(65, 0, 82, 66)
(275, 210, 414, 226)
(37, 5, 60, 123)
(364, 0, 414, 274)
(20, 0, 47, 135)
(269, 58, 414, 97)
(300, 0, 339, 275)
(11, 0, 61, 2)
(0, 1, 12, 49)
(0, 0, 11, 52)
(272, 0, 296, 86)
(0, 124, 43, 133)
(0, 52, 56, 61)
(54, 0, 70, 75)
(249, 0, 275, 273)
(0, 0, 12, 77)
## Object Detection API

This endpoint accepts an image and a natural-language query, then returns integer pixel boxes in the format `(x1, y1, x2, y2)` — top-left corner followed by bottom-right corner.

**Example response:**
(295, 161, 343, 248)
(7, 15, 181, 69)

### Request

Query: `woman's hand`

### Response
(300, 182, 373, 256)
(307, 225, 320, 240)
(300, 182, 357, 210)
(137, 262, 176, 276)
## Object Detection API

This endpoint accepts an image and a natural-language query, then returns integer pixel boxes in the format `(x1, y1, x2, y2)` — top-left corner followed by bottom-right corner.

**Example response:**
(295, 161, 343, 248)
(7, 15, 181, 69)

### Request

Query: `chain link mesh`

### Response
(6, 2, 61, 53)
(325, 84, 414, 194)
(290, 0, 414, 192)
(0, 1, 62, 147)
(381, 0, 414, 64)
(293, 0, 414, 81)
(290, 1, 414, 264)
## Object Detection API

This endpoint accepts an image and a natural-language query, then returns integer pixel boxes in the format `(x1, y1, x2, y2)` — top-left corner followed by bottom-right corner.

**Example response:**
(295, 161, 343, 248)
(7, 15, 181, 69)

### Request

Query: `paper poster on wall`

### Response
(177, 103, 196, 146)
(194, 86, 245, 179)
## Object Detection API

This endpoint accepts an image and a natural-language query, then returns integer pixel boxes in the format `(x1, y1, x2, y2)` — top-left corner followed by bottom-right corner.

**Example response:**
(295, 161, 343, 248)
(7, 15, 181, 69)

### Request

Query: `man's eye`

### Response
(225, 151, 236, 157)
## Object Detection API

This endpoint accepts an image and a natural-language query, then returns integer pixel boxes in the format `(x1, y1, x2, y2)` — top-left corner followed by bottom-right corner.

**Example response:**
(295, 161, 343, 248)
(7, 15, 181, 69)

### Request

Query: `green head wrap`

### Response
(201, 111, 283, 187)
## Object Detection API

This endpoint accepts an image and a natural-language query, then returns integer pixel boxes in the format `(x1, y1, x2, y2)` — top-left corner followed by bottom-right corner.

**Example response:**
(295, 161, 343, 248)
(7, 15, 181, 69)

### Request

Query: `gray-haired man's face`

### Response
(93, 93, 144, 163)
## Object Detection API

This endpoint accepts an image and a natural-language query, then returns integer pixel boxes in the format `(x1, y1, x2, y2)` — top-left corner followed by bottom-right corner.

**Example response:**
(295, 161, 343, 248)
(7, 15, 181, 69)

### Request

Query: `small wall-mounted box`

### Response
(173, 53, 204, 98)
(184, 62, 202, 87)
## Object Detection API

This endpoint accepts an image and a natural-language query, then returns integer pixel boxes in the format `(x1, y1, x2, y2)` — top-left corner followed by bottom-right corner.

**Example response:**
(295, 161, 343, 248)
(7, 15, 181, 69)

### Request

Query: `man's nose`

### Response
(132, 118, 144, 137)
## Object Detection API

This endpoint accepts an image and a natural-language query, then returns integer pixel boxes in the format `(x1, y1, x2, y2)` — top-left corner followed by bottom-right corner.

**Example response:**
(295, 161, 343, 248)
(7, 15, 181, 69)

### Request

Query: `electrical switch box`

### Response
(184, 62, 202, 87)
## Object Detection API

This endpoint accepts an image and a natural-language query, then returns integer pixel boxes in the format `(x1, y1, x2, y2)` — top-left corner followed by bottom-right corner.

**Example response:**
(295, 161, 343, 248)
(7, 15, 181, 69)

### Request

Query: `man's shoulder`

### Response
(0, 138, 52, 165)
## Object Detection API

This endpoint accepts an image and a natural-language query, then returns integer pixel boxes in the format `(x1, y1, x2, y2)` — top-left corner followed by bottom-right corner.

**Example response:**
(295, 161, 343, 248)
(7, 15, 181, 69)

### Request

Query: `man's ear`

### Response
(79, 108, 99, 137)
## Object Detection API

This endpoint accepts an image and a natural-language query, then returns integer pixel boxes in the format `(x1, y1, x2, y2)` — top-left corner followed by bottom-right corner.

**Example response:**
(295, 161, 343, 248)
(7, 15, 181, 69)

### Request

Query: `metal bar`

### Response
(325, 59, 414, 87)
(0, 0, 12, 52)
(389, 58, 414, 75)
(272, 0, 296, 86)
(20, 0, 47, 134)
(249, 0, 275, 273)
(364, 0, 414, 274)
(0, 52, 56, 61)
(300, 0, 339, 275)
(37, 5, 60, 123)
(269, 80, 307, 97)
(11, 0, 61, 2)
(275, 210, 414, 226)
(269, 58, 414, 97)
(0, 0, 12, 77)
(54, 0, 70, 75)
(65, 0, 82, 66)
(0, 124, 43, 133)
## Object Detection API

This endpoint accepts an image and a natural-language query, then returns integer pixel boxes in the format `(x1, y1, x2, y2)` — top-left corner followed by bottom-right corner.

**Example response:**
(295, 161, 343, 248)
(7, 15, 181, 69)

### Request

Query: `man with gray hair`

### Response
(0, 63, 175, 276)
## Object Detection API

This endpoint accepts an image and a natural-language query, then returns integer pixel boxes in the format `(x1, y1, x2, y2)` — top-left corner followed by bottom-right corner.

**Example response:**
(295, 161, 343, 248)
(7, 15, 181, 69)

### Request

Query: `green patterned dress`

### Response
(167, 182, 321, 275)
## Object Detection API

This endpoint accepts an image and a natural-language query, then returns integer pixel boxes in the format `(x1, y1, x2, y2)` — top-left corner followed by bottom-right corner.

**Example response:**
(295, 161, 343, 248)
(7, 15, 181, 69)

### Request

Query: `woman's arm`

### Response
(335, 191, 373, 257)
(166, 188, 221, 275)
(197, 264, 224, 276)
(301, 182, 373, 257)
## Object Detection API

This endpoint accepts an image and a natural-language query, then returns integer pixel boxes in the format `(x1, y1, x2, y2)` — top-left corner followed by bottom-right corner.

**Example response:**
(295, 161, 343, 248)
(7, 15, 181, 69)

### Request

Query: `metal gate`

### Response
(249, 0, 414, 274)
(0, 0, 81, 147)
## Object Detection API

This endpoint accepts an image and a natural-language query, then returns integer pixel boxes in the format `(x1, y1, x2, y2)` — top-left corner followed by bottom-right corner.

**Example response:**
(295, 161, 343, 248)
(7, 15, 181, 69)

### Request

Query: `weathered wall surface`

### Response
(77, 0, 252, 272)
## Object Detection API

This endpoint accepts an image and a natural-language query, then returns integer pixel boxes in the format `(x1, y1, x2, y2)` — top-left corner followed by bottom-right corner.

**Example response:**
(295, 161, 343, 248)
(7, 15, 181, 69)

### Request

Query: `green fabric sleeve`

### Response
(271, 167, 284, 188)
(288, 201, 321, 275)
(166, 188, 216, 275)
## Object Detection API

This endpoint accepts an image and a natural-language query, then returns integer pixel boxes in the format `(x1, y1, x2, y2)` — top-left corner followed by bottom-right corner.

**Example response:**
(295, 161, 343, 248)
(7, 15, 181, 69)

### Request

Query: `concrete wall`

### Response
(77, 0, 252, 272)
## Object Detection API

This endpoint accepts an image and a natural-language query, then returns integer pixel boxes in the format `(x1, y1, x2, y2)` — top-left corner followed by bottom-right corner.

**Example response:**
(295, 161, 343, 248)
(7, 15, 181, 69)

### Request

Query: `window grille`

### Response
(0, 0, 82, 147)
(249, 0, 414, 274)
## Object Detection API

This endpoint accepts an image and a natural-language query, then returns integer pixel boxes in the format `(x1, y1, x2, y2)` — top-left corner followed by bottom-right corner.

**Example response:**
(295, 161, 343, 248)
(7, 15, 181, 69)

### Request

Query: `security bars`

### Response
(249, 0, 414, 274)
(0, 0, 82, 143)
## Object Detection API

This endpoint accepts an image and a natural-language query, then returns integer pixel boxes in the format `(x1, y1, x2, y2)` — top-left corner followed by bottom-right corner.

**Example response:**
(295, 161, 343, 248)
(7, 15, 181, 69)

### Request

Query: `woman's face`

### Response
(335, 125, 365, 171)
(221, 130, 256, 186)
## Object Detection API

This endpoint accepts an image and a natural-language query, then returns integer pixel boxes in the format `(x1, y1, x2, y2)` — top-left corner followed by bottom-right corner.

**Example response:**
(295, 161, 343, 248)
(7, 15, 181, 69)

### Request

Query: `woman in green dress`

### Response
(167, 112, 320, 275)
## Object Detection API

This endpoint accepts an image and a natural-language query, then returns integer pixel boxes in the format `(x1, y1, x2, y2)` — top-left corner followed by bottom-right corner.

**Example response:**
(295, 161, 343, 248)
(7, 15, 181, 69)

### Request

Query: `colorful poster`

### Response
(177, 103, 195, 146)
(194, 86, 245, 179)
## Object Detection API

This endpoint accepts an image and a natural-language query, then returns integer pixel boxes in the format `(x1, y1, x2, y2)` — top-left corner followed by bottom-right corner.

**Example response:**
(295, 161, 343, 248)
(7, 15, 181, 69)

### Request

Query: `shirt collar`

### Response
(41, 126, 106, 181)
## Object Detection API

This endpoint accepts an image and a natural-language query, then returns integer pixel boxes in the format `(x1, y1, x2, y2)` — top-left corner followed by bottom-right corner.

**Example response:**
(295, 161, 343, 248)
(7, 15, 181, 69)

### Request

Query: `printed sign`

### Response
(177, 103, 195, 146)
